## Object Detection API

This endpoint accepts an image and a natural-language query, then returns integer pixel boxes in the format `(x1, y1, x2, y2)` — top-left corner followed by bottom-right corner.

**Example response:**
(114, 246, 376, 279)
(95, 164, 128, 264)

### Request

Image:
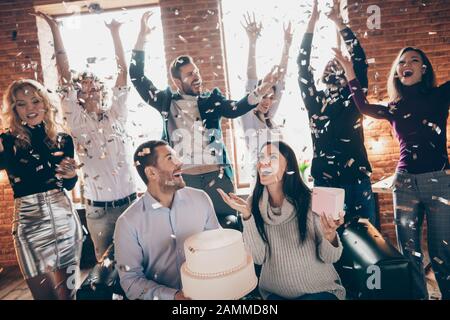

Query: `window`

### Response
(37, 6, 167, 195)
(221, 0, 341, 189)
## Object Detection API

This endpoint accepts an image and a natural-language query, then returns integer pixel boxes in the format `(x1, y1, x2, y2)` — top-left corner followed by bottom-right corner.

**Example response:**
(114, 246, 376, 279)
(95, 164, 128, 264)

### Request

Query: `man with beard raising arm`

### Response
(114, 140, 220, 300)
(130, 12, 280, 228)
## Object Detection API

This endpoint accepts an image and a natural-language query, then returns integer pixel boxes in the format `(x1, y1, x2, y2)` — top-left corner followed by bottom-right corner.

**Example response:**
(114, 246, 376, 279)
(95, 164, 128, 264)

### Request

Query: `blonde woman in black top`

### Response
(0, 79, 82, 300)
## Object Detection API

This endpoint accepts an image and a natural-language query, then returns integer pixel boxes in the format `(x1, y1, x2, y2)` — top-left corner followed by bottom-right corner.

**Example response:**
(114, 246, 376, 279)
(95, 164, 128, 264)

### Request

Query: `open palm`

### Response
(217, 188, 251, 218)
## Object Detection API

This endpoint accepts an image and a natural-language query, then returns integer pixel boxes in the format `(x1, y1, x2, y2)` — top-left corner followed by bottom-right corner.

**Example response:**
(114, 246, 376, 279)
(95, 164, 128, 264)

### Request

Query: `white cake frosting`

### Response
(184, 228, 247, 276)
(181, 229, 257, 300)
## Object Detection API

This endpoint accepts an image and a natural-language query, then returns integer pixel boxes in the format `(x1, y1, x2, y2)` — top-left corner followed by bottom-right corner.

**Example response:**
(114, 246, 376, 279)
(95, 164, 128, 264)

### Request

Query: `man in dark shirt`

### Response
(298, 1, 376, 226)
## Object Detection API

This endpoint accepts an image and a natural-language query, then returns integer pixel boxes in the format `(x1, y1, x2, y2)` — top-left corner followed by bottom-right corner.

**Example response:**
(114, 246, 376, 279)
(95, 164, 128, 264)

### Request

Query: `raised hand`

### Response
(332, 47, 355, 81)
(105, 19, 123, 32)
(306, 0, 320, 33)
(283, 21, 293, 46)
(33, 11, 59, 28)
(139, 11, 155, 37)
(326, 0, 345, 27)
(241, 12, 262, 42)
(320, 211, 345, 244)
(135, 11, 155, 50)
(217, 188, 251, 219)
(310, 0, 320, 23)
(257, 66, 282, 96)
(34, 11, 71, 84)
(56, 157, 78, 179)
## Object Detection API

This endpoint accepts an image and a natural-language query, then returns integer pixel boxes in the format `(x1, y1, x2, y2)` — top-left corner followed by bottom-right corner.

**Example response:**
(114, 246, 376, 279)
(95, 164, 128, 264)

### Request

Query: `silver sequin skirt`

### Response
(12, 189, 83, 279)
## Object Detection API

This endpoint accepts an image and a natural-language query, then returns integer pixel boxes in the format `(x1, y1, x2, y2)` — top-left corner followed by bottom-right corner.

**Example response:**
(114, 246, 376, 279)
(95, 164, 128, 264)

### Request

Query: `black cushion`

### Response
(76, 244, 125, 300)
(337, 218, 413, 299)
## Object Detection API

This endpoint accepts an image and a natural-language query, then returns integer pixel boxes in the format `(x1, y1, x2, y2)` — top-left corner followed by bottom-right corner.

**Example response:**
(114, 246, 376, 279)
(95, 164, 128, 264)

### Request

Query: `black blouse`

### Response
(0, 124, 78, 198)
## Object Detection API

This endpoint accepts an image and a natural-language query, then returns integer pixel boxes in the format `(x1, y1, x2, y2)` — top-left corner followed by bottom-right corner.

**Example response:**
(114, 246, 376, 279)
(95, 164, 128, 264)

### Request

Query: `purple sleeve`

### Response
(0, 133, 6, 170)
(348, 79, 393, 121)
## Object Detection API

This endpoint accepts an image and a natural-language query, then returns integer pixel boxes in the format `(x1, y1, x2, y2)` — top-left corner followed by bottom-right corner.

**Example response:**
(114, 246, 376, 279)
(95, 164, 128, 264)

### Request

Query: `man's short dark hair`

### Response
(134, 140, 168, 185)
(170, 55, 194, 81)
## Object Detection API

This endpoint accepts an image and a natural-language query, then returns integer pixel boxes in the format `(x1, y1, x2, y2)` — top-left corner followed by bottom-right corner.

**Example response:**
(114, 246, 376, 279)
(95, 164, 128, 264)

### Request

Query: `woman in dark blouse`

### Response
(0, 79, 82, 300)
(334, 47, 450, 300)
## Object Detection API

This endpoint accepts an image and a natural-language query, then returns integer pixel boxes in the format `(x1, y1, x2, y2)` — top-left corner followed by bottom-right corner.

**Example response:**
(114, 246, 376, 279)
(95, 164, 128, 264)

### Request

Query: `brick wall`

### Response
(0, 0, 230, 267)
(0, 0, 449, 266)
(0, 0, 43, 267)
(347, 0, 450, 243)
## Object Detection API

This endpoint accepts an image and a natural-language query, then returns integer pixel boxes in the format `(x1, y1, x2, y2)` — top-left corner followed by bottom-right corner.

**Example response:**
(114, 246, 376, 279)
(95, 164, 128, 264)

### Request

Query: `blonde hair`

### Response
(2, 79, 61, 149)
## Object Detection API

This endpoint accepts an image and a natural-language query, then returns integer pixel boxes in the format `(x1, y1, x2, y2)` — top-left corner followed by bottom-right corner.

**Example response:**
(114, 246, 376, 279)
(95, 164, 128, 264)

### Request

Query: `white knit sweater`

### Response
(243, 188, 346, 300)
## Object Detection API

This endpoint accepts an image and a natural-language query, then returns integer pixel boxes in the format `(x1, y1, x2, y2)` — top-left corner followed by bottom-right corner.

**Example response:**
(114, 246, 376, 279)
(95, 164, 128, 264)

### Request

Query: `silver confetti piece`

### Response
(152, 202, 162, 209)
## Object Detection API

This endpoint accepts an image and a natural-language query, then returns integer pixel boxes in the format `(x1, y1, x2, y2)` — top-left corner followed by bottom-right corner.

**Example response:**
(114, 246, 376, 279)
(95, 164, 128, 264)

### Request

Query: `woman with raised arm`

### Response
(35, 12, 138, 261)
(218, 140, 345, 300)
(241, 13, 292, 166)
(0, 79, 82, 299)
(334, 45, 450, 300)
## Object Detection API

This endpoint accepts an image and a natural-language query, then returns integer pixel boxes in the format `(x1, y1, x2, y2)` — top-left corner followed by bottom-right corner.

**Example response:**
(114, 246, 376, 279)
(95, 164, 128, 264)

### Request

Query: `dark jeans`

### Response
(267, 292, 338, 300)
(314, 176, 377, 228)
(393, 170, 450, 300)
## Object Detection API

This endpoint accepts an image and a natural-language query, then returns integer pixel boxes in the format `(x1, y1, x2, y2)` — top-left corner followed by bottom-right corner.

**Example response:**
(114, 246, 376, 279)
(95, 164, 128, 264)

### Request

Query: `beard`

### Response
(181, 81, 201, 96)
(160, 174, 186, 191)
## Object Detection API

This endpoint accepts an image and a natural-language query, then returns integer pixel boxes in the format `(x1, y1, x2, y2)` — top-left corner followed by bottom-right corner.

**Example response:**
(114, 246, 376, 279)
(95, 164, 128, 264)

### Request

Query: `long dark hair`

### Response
(250, 141, 311, 251)
(387, 47, 437, 102)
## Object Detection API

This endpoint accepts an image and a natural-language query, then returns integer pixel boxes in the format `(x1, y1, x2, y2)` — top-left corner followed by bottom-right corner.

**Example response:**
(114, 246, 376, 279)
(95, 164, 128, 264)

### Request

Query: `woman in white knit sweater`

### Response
(218, 141, 346, 300)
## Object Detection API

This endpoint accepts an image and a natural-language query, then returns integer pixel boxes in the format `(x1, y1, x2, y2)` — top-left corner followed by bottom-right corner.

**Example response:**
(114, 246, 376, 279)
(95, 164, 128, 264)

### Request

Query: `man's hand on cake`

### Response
(174, 290, 191, 300)
(320, 211, 345, 246)
(217, 188, 251, 219)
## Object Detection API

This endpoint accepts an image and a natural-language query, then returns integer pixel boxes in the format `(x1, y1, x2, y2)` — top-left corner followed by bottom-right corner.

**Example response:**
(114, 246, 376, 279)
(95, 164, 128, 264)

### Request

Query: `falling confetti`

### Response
(345, 158, 355, 167)
(433, 257, 444, 265)
(432, 196, 449, 205)
(103, 258, 112, 268)
(300, 78, 309, 85)
(118, 265, 131, 272)
(178, 35, 188, 43)
(396, 205, 414, 212)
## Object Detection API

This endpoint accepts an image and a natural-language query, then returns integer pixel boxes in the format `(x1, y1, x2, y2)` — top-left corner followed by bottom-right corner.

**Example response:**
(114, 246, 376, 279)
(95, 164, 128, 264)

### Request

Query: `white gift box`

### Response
(312, 187, 345, 220)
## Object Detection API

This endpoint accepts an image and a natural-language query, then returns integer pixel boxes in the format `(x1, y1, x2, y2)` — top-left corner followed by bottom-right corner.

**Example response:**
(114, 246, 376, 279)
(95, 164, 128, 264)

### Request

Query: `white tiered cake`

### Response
(180, 229, 257, 300)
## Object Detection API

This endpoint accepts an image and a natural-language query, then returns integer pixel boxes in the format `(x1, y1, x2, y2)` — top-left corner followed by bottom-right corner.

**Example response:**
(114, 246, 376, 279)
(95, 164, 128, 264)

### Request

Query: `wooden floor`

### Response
(0, 265, 442, 300)
(0, 267, 33, 300)
(0, 266, 90, 300)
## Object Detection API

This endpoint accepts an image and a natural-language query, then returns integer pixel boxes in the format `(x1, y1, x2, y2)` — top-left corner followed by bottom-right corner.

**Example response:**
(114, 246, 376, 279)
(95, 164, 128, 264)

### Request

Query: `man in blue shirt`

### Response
(114, 140, 220, 300)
